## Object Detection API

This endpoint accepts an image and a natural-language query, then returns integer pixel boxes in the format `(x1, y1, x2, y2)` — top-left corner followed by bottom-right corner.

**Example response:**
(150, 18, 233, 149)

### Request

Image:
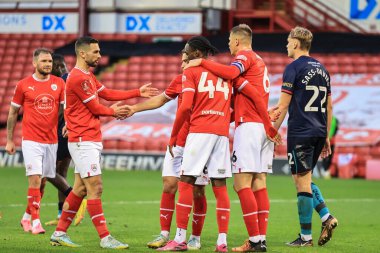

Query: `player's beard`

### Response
(86, 59, 98, 68)
(37, 67, 51, 77)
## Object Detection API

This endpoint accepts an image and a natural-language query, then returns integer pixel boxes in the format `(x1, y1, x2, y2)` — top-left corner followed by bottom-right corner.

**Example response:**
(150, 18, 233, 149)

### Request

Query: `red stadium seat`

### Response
(127, 72, 140, 82)
(117, 140, 132, 150)
(131, 138, 146, 151)
(152, 64, 166, 73)
(152, 72, 166, 82)
(140, 56, 155, 64)
(128, 57, 142, 65)
(102, 140, 118, 150)
(140, 72, 152, 82)
(140, 64, 153, 73)
(114, 72, 128, 81)
(339, 65, 354, 74)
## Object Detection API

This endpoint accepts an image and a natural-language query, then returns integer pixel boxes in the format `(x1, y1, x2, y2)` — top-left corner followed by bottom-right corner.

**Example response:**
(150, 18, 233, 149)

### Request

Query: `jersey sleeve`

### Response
(93, 73, 105, 93)
(11, 81, 24, 108)
(326, 71, 331, 96)
(232, 76, 249, 92)
(182, 69, 196, 93)
(58, 78, 65, 104)
(72, 77, 98, 104)
(164, 74, 182, 100)
(231, 51, 251, 74)
(282, 64, 296, 95)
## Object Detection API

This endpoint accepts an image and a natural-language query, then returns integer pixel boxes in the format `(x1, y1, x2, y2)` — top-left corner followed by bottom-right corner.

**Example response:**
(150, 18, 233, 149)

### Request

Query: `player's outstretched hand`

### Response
(184, 58, 202, 69)
(320, 137, 332, 159)
(139, 83, 159, 98)
(5, 141, 16, 155)
(268, 106, 281, 122)
(111, 101, 130, 119)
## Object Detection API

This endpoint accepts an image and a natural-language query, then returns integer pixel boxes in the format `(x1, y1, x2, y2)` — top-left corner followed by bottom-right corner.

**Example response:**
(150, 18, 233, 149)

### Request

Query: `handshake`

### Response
(111, 102, 136, 120)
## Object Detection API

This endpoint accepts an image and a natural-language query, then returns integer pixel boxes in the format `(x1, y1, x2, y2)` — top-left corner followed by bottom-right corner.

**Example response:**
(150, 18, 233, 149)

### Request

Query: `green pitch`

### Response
(0, 167, 379, 253)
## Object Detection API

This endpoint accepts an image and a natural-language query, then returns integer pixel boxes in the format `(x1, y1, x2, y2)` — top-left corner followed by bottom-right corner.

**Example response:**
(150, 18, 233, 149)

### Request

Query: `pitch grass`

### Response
(0, 167, 379, 253)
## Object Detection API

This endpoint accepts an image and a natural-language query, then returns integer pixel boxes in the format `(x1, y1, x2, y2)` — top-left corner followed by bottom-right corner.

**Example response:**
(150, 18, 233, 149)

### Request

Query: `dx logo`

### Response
(42, 15, 66, 31)
(350, 0, 380, 19)
(125, 15, 151, 31)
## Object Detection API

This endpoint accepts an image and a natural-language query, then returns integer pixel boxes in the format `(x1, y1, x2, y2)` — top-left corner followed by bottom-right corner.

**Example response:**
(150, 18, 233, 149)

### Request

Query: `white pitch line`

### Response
(0, 198, 378, 208)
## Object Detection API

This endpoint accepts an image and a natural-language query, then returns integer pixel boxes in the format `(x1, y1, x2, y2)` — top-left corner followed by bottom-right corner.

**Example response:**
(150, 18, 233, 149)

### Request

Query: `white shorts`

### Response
(162, 146, 209, 185)
(232, 122, 274, 174)
(22, 140, 58, 178)
(68, 141, 102, 178)
(181, 133, 232, 179)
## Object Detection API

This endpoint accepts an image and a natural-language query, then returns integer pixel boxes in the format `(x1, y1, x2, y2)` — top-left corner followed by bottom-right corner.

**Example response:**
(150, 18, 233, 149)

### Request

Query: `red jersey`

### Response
(164, 74, 189, 147)
(182, 66, 231, 137)
(232, 50, 270, 125)
(11, 74, 64, 143)
(65, 67, 105, 142)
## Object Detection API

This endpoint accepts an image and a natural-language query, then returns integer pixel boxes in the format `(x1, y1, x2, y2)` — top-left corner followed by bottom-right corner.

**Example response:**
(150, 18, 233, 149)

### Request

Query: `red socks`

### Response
(87, 199, 110, 239)
(27, 188, 41, 221)
(160, 192, 175, 232)
(176, 181, 193, 229)
(237, 188, 260, 237)
(56, 192, 83, 233)
(254, 188, 270, 237)
(192, 195, 207, 236)
(212, 186, 230, 233)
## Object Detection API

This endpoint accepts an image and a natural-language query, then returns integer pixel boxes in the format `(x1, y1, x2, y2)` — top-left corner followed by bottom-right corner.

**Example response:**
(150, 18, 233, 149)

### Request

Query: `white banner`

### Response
(119, 13, 202, 34)
(312, 0, 380, 33)
(90, 12, 202, 34)
(0, 13, 78, 33)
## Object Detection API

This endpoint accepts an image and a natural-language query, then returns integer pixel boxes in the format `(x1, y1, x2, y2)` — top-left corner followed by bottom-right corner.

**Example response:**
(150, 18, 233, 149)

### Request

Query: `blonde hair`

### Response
(289, 26, 313, 51)
(231, 24, 252, 42)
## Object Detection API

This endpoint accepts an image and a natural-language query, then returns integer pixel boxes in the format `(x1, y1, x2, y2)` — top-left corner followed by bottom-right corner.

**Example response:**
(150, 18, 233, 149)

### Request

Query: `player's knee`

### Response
(163, 184, 177, 194)
(193, 185, 205, 198)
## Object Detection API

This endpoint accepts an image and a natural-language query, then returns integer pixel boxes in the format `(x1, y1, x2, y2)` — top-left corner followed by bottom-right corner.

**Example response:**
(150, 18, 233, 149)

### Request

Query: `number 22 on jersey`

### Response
(198, 72, 229, 100)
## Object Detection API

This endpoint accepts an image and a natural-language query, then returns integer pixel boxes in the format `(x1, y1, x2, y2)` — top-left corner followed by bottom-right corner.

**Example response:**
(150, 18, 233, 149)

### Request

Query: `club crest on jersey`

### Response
(81, 80, 92, 95)
(91, 164, 97, 172)
(34, 94, 55, 115)
(51, 84, 57, 91)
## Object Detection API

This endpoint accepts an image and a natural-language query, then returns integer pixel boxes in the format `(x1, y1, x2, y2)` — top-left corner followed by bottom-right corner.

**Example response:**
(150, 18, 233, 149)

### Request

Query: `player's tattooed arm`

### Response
(5, 105, 20, 155)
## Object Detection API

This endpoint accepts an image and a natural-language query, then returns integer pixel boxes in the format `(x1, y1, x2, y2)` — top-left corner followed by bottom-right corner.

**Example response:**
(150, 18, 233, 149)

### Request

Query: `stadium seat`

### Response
(126, 64, 141, 73)
(140, 64, 153, 73)
(117, 140, 132, 150)
(131, 138, 147, 151)
(103, 140, 118, 150)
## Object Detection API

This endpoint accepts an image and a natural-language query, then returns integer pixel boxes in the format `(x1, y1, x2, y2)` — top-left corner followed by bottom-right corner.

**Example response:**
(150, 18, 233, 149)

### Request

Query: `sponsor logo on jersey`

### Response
(182, 75, 186, 82)
(218, 168, 226, 174)
(34, 94, 55, 115)
(51, 84, 57, 91)
(28, 86, 35, 91)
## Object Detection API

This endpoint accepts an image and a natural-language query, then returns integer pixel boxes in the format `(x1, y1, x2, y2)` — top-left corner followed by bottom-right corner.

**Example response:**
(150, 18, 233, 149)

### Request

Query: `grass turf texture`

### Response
(0, 167, 379, 252)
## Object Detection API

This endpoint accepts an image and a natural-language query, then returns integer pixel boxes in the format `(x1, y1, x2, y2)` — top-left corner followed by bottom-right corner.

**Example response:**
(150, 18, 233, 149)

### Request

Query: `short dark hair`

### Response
(187, 36, 218, 56)
(230, 24, 252, 40)
(33, 48, 52, 59)
(75, 36, 99, 54)
(52, 53, 65, 62)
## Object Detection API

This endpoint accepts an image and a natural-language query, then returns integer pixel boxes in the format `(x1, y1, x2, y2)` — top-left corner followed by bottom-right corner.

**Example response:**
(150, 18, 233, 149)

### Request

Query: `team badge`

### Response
(81, 80, 92, 95)
(182, 75, 186, 82)
(51, 84, 57, 91)
(27, 164, 32, 171)
(91, 164, 97, 172)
